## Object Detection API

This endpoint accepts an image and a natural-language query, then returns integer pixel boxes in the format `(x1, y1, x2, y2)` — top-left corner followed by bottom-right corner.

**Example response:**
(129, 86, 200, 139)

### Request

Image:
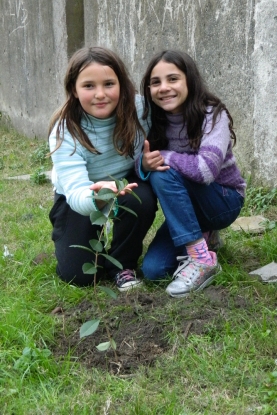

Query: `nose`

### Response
(95, 86, 105, 99)
(159, 81, 170, 92)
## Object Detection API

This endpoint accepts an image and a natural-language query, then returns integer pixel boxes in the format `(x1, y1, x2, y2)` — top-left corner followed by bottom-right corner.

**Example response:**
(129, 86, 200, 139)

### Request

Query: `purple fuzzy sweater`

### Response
(155, 110, 246, 197)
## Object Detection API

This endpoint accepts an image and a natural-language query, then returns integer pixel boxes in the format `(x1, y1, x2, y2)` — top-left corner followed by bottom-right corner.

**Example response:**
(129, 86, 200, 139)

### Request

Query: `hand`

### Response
(89, 181, 138, 210)
(89, 181, 138, 195)
(141, 140, 170, 172)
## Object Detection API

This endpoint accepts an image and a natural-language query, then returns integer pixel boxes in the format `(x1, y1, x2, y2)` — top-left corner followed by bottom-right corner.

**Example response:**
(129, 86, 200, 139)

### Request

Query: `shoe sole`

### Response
(117, 281, 143, 292)
(166, 265, 222, 298)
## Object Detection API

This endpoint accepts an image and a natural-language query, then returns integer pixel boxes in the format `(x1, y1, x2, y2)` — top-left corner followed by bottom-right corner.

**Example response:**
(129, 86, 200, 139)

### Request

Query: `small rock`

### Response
(231, 215, 267, 233)
(249, 262, 277, 283)
(32, 252, 54, 265)
(51, 306, 63, 315)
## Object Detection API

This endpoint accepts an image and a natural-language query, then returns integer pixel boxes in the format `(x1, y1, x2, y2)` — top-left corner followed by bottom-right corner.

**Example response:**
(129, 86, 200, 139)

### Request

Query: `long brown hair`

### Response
(49, 46, 145, 157)
(141, 50, 236, 151)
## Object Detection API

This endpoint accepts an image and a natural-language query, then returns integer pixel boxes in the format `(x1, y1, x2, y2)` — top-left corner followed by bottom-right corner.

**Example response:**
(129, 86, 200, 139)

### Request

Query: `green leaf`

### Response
(100, 253, 123, 269)
(82, 263, 97, 274)
(98, 285, 117, 299)
(22, 347, 32, 356)
(93, 188, 116, 201)
(89, 239, 103, 252)
(90, 211, 108, 225)
(96, 341, 111, 351)
(80, 319, 100, 338)
(110, 338, 117, 350)
(108, 175, 129, 192)
(113, 178, 122, 191)
(116, 179, 126, 192)
(70, 245, 94, 253)
(117, 204, 138, 217)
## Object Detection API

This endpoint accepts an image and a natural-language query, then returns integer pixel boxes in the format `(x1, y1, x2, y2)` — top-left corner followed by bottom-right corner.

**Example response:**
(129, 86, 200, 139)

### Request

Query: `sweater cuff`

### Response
(138, 153, 151, 181)
(160, 150, 173, 165)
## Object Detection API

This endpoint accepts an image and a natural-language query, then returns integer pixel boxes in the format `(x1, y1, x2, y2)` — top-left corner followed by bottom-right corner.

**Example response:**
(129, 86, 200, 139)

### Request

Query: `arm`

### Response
(160, 110, 231, 184)
(49, 126, 114, 216)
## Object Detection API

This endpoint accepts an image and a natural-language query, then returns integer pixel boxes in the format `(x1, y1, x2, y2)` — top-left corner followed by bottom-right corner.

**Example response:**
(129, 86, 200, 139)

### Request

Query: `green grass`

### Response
(1, 123, 277, 414)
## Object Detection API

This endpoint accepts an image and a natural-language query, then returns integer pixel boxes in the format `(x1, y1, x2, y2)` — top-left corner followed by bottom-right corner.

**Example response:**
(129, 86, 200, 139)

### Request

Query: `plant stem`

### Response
(93, 195, 119, 361)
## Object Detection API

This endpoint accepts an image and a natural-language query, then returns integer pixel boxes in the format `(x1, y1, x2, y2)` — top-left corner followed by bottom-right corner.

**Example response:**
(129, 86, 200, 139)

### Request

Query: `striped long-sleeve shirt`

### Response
(49, 95, 148, 216)
(137, 108, 246, 197)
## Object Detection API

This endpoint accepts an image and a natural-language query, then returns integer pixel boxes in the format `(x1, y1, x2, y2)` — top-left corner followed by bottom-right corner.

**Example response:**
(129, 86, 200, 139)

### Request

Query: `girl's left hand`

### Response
(90, 181, 138, 196)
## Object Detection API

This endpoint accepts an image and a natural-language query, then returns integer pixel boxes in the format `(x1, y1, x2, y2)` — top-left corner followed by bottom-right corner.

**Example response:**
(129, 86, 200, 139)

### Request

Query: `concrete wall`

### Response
(0, 0, 277, 185)
(0, 0, 68, 136)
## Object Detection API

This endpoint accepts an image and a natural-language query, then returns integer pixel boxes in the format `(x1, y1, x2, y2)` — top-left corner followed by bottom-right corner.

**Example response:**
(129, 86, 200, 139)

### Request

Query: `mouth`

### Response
(159, 96, 176, 102)
(94, 102, 108, 107)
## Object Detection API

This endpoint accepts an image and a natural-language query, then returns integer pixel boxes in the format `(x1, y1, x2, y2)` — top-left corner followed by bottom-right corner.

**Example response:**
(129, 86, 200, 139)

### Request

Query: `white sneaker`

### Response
(166, 255, 222, 298)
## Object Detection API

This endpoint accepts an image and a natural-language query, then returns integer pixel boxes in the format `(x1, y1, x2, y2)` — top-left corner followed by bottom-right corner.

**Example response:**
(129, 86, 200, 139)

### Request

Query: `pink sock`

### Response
(186, 239, 216, 266)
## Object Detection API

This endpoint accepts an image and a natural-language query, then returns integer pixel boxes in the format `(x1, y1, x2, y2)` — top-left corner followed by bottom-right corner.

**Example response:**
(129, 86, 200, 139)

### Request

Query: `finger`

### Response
(143, 140, 150, 154)
(90, 184, 100, 191)
(155, 165, 170, 171)
(125, 183, 138, 189)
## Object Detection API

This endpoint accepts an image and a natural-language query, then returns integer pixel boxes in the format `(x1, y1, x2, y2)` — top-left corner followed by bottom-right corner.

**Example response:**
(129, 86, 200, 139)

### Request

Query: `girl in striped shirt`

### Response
(48, 46, 157, 291)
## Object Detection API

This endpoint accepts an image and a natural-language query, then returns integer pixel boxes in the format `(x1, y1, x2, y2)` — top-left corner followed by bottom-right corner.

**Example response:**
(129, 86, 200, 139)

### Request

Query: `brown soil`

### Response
(51, 284, 255, 375)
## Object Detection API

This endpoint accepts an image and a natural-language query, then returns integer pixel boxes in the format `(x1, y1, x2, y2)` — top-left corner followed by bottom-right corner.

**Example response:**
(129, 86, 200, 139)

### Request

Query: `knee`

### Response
(149, 171, 165, 187)
(149, 169, 176, 189)
(142, 257, 165, 281)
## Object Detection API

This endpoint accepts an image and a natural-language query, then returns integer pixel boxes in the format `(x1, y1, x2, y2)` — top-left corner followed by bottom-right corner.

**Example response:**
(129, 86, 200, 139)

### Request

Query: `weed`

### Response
(30, 141, 49, 165)
(14, 346, 52, 378)
(30, 167, 48, 185)
(242, 185, 277, 215)
(263, 370, 277, 405)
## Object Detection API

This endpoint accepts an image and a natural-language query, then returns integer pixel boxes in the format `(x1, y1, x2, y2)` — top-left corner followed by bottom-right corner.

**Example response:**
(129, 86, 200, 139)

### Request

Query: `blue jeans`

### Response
(142, 169, 244, 280)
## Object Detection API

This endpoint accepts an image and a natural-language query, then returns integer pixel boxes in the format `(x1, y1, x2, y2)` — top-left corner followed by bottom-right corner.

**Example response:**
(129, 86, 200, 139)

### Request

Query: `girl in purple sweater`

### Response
(137, 50, 246, 298)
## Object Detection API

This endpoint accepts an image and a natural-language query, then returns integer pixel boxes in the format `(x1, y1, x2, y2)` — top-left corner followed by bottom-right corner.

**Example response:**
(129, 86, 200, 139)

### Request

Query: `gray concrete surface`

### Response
(249, 262, 277, 283)
(1, 0, 277, 186)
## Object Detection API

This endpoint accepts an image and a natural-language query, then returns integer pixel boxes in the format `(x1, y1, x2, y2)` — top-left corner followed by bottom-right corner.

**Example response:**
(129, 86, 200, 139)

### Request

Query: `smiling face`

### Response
(149, 60, 188, 114)
(74, 62, 120, 119)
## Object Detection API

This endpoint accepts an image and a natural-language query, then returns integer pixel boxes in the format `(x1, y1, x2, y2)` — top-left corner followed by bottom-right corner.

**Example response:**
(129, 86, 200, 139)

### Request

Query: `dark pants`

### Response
(49, 175, 157, 286)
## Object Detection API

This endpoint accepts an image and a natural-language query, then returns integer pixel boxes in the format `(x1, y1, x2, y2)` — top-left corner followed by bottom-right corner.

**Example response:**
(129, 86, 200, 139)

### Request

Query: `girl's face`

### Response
(149, 60, 188, 114)
(74, 63, 120, 119)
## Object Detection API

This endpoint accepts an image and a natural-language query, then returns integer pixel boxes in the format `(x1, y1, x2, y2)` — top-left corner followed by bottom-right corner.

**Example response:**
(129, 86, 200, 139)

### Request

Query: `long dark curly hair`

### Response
(141, 50, 236, 151)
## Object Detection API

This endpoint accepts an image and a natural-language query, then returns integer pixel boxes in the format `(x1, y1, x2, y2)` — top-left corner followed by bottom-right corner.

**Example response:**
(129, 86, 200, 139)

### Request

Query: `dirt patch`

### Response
(51, 285, 258, 375)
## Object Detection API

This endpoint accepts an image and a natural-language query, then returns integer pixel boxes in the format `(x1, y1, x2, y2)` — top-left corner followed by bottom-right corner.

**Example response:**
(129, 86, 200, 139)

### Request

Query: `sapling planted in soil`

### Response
(71, 177, 141, 358)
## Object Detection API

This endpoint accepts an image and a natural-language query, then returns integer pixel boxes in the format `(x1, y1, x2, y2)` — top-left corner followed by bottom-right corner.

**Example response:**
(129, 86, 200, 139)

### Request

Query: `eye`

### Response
(169, 76, 178, 82)
(84, 83, 94, 89)
(105, 81, 116, 87)
(149, 79, 160, 87)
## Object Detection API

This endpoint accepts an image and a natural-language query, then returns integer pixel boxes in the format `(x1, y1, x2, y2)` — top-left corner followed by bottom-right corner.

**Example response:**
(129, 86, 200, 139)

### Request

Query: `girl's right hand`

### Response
(90, 181, 138, 195)
(142, 140, 170, 172)
(90, 181, 138, 210)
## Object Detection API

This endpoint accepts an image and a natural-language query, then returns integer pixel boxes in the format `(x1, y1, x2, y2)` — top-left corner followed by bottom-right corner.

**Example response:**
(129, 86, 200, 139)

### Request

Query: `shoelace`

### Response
(116, 270, 135, 282)
(180, 263, 198, 281)
(173, 256, 191, 279)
